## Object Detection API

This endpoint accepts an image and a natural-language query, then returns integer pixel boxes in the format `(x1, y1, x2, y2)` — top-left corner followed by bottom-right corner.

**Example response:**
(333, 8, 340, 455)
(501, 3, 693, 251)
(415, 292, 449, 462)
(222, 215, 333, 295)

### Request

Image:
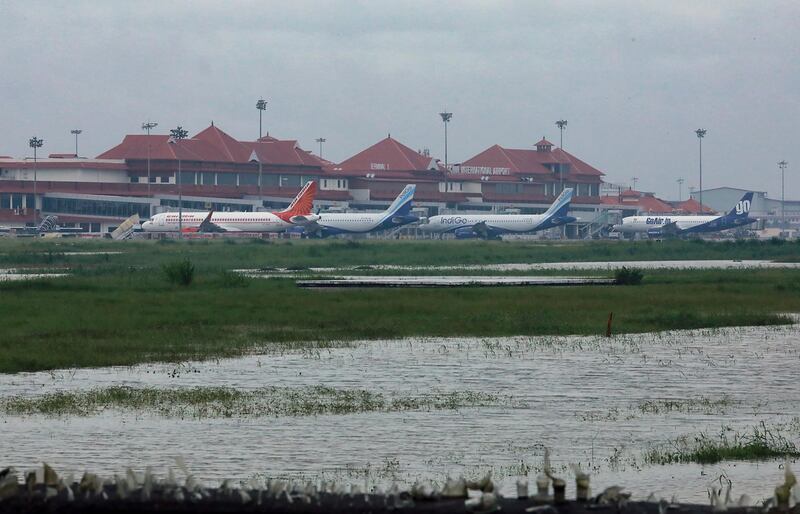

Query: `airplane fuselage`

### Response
(422, 214, 552, 234)
(614, 214, 755, 234)
(312, 212, 418, 235)
(142, 212, 291, 233)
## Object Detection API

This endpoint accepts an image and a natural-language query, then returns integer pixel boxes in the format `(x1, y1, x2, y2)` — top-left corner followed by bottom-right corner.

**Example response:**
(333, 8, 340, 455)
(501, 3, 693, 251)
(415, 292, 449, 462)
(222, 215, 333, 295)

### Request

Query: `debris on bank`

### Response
(1, 462, 799, 514)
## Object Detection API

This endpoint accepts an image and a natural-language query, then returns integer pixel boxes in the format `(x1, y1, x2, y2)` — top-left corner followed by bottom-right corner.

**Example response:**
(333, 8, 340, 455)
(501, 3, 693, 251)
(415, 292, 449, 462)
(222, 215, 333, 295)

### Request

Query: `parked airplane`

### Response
(419, 188, 575, 239)
(141, 181, 317, 233)
(612, 192, 756, 237)
(291, 184, 418, 237)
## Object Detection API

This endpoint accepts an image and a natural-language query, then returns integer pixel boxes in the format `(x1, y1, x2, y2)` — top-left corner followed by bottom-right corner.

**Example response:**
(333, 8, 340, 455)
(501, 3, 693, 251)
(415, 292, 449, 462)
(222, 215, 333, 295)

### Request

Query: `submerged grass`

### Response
(644, 422, 800, 464)
(0, 386, 514, 418)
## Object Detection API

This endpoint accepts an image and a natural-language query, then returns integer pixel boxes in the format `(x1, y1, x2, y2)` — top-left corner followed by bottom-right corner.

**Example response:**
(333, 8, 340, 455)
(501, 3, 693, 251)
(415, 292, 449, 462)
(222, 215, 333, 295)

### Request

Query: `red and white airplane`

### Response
(141, 181, 318, 233)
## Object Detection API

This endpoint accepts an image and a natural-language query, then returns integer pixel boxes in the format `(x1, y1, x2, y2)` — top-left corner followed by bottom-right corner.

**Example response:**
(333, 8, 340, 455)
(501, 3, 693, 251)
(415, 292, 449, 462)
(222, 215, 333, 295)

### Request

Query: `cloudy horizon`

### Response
(1, 0, 797, 200)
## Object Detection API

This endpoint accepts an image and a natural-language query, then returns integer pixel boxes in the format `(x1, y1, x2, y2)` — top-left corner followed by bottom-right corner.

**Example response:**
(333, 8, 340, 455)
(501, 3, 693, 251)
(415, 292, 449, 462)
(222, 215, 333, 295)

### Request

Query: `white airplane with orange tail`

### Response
(142, 181, 318, 233)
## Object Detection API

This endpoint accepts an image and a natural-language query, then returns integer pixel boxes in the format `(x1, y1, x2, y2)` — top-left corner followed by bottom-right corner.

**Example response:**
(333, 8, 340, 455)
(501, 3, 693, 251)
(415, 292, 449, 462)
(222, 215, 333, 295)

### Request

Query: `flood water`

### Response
(238, 259, 800, 275)
(0, 269, 68, 281)
(1, 323, 798, 503)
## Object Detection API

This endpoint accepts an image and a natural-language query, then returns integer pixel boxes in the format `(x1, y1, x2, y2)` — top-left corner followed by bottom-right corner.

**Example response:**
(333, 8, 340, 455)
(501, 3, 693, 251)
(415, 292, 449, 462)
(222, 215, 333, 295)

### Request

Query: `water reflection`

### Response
(1, 324, 798, 503)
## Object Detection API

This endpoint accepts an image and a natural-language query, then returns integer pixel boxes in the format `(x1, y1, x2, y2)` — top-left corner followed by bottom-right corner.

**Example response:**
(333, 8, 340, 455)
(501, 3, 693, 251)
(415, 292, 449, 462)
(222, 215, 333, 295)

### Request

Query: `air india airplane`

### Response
(141, 181, 318, 233)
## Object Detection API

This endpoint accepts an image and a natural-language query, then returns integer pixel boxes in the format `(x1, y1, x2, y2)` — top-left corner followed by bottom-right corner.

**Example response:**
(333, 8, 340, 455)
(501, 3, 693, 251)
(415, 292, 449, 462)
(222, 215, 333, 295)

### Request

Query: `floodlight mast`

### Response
(142, 121, 158, 195)
(70, 129, 82, 156)
(28, 136, 44, 226)
(256, 98, 267, 139)
(168, 126, 188, 238)
(555, 120, 568, 191)
(695, 128, 707, 209)
(778, 160, 788, 231)
(439, 111, 452, 202)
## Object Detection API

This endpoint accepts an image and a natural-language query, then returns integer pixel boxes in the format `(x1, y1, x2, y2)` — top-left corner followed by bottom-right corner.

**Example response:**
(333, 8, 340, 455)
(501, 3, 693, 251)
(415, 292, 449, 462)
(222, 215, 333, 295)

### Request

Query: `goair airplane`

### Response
(420, 188, 575, 239)
(141, 181, 318, 233)
(292, 184, 418, 237)
(612, 192, 756, 237)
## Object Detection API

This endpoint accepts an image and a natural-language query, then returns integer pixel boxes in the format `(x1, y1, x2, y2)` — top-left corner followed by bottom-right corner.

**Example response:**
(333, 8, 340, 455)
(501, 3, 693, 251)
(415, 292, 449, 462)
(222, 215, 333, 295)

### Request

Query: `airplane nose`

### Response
(142, 221, 152, 231)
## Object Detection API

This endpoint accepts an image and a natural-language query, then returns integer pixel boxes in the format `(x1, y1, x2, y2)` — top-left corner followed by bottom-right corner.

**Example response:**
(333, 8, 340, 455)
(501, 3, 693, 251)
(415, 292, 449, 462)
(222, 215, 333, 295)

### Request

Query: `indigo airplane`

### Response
(141, 181, 317, 233)
(420, 188, 575, 239)
(292, 184, 418, 237)
(612, 192, 756, 237)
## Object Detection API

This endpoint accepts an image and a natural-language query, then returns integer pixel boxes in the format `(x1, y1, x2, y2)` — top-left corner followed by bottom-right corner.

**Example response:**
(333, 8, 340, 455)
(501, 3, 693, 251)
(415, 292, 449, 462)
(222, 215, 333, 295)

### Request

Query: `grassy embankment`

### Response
(1, 237, 800, 271)
(1, 268, 799, 373)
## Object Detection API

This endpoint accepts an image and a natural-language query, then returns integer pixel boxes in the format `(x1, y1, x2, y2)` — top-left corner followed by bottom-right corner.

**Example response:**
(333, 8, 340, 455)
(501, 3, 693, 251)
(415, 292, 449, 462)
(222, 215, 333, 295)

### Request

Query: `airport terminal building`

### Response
(0, 123, 726, 237)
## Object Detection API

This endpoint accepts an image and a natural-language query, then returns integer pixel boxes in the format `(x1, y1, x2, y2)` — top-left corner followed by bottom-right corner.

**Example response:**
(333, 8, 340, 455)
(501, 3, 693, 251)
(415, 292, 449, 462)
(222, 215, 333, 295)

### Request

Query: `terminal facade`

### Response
(1, 124, 784, 237)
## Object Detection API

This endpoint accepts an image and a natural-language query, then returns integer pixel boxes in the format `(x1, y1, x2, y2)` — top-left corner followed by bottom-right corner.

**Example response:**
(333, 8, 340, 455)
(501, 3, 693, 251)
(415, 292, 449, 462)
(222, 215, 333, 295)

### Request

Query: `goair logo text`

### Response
(646, 217, 672, 225)
(735, 200, 751, 215)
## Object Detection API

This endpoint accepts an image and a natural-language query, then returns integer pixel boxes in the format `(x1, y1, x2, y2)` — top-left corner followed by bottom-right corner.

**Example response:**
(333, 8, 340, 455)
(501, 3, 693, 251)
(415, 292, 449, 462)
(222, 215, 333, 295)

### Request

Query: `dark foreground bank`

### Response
(1, 465, 795, 514)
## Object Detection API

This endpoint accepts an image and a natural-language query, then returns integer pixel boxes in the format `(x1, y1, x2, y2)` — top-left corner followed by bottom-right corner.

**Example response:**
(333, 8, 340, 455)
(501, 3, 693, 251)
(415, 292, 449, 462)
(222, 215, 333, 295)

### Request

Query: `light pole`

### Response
(28, 137, 43, 226)
(168, 126, 188, 238)
(255, 152, 264, 209)
(256, 98, 267, 139)
(778, 160, 788, 231)
(315, 137, 326, 159)
(555, 120, 568, 191)
(695, 128, 706, 209)
(142, 121, 158, 195)
(70, 129, 82, 157)
(439, 111, 452, 198)
(677, 178, 684, 202)
(631, 176, 638, 191)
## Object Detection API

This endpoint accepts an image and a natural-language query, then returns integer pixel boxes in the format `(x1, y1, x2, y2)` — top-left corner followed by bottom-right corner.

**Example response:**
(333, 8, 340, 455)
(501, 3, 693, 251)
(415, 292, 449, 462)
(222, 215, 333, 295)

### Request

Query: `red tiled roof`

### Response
(0, 159, 126, 170)
(242, 140, 326, 168)
(602, 190, 674, 213)
(535, 138, 555, 147)
(97, 124, 325, 169)
(674, 198, 715, 214)
(333, 137, 442, 174)
(461, 145, 604, 178)
(193, 125, 251, 162)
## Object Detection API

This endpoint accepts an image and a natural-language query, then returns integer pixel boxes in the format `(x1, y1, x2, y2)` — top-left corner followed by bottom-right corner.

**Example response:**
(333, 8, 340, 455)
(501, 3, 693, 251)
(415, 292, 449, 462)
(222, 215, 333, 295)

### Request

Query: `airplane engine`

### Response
(454, 227, 478, 239)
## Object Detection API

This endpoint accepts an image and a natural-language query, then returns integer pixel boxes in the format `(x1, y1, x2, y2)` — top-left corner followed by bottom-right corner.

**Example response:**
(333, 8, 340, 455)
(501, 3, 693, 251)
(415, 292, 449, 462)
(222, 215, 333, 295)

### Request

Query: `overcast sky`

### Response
(1, 1, 797, 200)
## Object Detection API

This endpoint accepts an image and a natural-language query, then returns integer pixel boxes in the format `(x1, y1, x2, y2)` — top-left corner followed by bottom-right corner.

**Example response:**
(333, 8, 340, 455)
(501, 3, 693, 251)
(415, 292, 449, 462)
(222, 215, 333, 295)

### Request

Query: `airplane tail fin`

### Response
(726, 192, 754, 218)
(277, 181, 317, 219)
(385, 184, 416, 217)
(544, 188, 574, 219)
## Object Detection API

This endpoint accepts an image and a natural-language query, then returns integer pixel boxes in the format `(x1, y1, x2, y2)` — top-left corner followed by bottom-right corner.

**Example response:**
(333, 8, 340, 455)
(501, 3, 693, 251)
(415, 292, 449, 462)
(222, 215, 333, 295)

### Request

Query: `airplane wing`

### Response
(455, 221, 505, 240)
(471, 221, 490, 238)
(196, 211, 228, 233)
(288, 214, 321, 225)
(661, 221, 683, 234)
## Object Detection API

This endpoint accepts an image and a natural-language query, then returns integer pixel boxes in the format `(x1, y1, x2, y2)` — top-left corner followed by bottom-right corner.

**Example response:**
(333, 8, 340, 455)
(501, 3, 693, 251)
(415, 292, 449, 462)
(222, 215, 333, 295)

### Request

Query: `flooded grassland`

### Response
(1, 323, 798, 503)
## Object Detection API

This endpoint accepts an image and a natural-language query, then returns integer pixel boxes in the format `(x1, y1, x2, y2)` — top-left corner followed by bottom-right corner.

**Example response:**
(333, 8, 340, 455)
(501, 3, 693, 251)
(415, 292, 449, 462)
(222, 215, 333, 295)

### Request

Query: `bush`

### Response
(615, 266, 643, 285)
(162, 258, 195, 286)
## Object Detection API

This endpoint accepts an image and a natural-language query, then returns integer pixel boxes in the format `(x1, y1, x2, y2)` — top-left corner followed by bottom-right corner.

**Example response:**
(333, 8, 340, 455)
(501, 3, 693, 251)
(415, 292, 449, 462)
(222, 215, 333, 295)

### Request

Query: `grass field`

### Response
(1, 238, 799, 373)
(1, 236, 800, 271)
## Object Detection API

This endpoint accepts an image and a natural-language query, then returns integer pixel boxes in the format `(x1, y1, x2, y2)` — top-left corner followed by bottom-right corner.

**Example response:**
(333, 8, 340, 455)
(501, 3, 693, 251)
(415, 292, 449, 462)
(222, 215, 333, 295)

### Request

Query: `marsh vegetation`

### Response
(1, 386, 514, 418)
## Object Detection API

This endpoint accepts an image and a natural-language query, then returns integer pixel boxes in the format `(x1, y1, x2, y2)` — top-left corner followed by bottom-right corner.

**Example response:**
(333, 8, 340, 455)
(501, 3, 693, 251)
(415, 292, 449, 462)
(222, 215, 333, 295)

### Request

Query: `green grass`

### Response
(1, 237, 800, 271)
(0, 386, 512, 418)
(0, 239, 799, 373)
(644, 422, 800, 464)
(0, 267, 797, 373)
